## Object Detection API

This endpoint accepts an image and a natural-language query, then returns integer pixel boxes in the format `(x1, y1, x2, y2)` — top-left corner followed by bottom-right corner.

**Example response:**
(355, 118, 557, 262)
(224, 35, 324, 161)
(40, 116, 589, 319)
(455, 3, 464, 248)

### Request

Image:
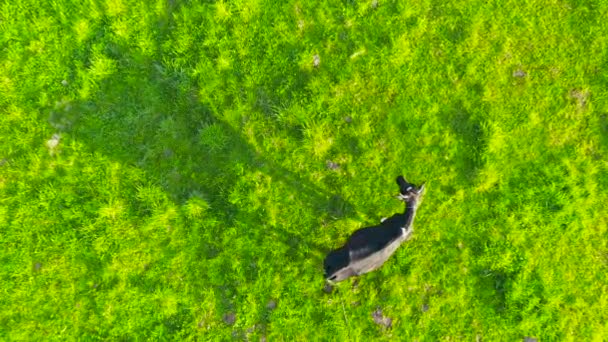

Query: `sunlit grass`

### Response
(1, 0, 607, 340)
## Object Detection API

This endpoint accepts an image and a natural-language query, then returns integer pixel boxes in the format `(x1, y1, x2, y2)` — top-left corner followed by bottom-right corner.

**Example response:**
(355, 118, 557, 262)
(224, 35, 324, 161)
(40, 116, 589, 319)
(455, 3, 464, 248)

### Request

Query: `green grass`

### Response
(1, 0, 608, 340)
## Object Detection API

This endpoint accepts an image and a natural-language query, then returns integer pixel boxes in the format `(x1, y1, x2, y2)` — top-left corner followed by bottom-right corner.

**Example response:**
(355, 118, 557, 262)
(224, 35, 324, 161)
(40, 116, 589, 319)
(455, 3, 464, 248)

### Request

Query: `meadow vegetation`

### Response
(1, 0, 607, 340)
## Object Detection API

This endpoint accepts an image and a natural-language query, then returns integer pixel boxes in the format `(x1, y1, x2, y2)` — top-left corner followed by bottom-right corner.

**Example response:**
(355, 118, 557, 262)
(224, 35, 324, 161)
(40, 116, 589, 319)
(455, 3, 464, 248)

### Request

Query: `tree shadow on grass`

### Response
(44, 4, 360, 335)
(64, 72, 344, 221)
(46, 2, 367, 320)
(440, 98, 488, 185)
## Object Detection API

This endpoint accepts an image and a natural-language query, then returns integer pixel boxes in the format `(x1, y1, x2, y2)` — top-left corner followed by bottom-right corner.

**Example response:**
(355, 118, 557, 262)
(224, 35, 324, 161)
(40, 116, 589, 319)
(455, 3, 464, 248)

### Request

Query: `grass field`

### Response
(1, 0, 608, 340)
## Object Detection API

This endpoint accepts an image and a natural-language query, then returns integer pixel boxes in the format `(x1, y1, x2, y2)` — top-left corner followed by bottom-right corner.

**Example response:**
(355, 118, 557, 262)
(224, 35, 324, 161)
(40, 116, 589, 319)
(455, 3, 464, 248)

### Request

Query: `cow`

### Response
(323, 176, 425, 282)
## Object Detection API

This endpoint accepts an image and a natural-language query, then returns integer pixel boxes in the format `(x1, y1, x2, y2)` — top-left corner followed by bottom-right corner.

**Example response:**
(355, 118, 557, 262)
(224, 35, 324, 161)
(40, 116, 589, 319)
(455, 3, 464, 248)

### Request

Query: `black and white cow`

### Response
(323, 176, 425, 282)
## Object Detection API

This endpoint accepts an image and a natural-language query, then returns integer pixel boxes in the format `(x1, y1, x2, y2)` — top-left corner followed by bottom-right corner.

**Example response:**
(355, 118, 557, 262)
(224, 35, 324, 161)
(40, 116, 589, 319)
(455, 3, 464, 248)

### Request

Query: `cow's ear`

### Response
(396, 175, 408, 187)
(417, 183, 426, 194)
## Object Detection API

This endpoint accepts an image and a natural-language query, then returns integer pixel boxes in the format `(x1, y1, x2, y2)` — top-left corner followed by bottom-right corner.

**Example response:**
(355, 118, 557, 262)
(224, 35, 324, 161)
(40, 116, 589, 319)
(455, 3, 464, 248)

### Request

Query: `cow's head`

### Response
(396, 175, 425, 202)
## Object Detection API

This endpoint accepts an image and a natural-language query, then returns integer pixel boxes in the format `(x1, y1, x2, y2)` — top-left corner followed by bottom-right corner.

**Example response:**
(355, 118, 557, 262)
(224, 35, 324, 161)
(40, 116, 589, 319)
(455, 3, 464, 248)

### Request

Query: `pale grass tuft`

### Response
(184, 196, 210, 218)
(99, 200, 125, 220)
(215, 1, 231, 21)
(350, 48, 367, 59)
(89, 52, 117, 81)
(105, 0, 126, 16)
(304, 123, 334, 159)
(475, 166, 501, 193)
